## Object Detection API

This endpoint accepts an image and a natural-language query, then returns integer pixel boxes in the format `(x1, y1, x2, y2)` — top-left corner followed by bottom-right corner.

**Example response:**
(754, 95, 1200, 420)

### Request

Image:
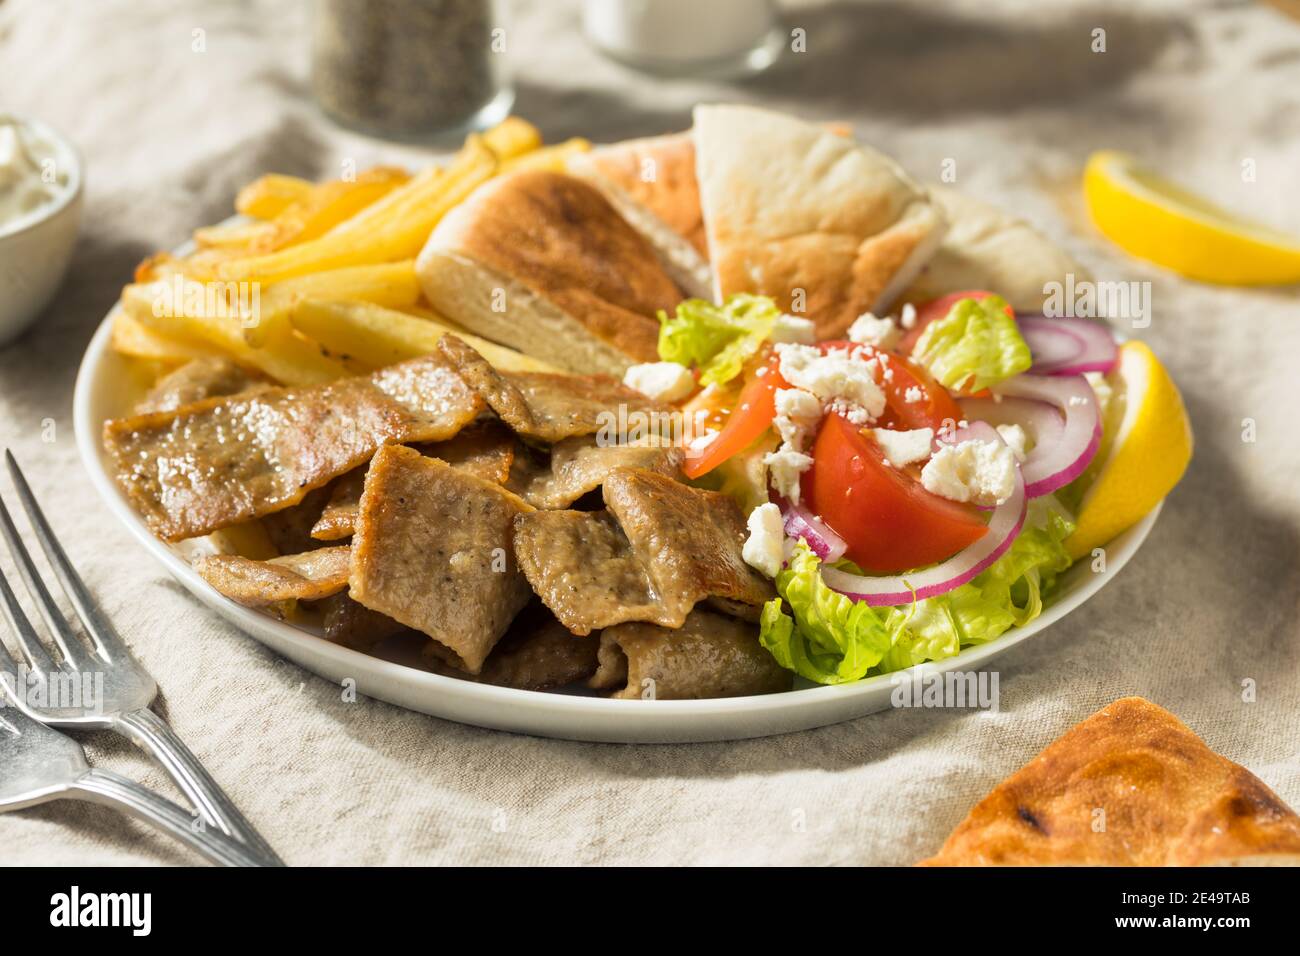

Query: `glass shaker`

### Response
(311, 0, 514, 141)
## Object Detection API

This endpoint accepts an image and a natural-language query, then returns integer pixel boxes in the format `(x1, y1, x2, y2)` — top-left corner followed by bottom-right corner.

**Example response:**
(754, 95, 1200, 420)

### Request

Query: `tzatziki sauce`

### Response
(0, 116, 72, 232)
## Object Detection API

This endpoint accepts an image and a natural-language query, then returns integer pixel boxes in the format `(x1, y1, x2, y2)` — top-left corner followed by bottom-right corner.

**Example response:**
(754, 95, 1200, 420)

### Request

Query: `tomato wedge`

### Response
(682, 357, 786, 479)
(804, 412, 988, 574)
(897, 289, 1014, 355)
(684, 341, 964, 478)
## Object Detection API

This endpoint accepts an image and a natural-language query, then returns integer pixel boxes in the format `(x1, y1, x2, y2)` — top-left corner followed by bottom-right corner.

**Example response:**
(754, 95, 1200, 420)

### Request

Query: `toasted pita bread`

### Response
(416, 169, 683, 377)
(921, 697, 1300, 866)
(900, 185, 1091, 312)
(566, 132, 712, 298)
(693, 104, 946, 339)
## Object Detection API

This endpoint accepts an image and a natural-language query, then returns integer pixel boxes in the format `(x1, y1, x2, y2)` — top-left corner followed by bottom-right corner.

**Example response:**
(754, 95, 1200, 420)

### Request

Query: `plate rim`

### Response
(71, 298, 1162, 735)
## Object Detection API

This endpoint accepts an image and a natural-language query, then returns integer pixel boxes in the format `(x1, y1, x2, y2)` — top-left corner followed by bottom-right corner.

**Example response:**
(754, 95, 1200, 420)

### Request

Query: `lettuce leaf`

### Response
(911, 294, 1032, 393)
(657, 294, 781, 386)
(759, 500, 1076, 684)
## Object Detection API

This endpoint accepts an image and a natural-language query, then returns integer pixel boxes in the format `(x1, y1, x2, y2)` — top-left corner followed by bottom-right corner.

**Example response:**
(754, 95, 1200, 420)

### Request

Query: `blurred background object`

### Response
(311, 0, 514, 140)
(583, 0, 784, 77)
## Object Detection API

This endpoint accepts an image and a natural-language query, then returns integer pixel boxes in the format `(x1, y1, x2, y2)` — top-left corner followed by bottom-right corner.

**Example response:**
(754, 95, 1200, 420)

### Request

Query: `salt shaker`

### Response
(583, 0, 784, 77)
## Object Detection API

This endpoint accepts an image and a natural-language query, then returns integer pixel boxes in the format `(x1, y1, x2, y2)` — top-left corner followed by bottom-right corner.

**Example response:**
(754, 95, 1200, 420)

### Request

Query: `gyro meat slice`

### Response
(308, 420, 516, 542)
(133, 357, 272, 415)
(193, 546, 352, 607)
(590, 609, 792, 700)
(104, 355, 483, 542)
(423, 604, 599, 691)
(512, 509, 665, 635)
(437, 334, 671, 443)
(602, 468, 774, 620)
(316, 592, 412, 653)
(349, 444, 534, 673)
(514, 468, 774, 633)
(514, 433, 683, 510)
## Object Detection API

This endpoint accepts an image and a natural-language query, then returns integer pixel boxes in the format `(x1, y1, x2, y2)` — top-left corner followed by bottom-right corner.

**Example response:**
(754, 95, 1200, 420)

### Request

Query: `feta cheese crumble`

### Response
(742, 502, 785, 578)
(770, 313, 817, 344)
(995, 423, 1029, 462)
(764, 446, 814, 505)
(871, 427, 934, 467)
(776, 344, 887, 421)
(920, 439, 1017, 506)
(903, 385, 923, 404)
(899, 302, 918, 330)
(772, 387, 822, 450)
(847, 312, 901, 350)
(623, 361, 695, 402)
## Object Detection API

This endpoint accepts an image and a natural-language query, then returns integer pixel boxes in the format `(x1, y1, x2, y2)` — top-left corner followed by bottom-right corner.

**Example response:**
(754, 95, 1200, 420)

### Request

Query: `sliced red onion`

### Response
(820, 422, 1026, 607)
(984, 374, 1101, 498)
(1018, 315, 1118, 376)
(773, 493, 848, 562)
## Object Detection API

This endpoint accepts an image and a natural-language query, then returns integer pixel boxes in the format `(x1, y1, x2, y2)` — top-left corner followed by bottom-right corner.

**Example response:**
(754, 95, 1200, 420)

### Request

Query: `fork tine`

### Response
(0, 563, 56, 674)
(3, 452, 131, 665)
(0, 480, 95, 670)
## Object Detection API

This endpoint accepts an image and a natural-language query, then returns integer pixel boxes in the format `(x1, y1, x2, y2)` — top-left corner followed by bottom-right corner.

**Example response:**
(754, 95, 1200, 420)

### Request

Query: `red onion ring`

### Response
(1018, 315, 1119, 376)
(819, 422, 1026, 606)
(987, 374, 1101, 497)
(771, 493, 848, 562)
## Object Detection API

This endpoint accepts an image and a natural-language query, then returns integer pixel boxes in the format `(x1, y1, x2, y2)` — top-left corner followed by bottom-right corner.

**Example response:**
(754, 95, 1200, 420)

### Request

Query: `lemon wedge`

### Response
(1084, 150, 1300, 285)
(1065, 341, 1192, 560)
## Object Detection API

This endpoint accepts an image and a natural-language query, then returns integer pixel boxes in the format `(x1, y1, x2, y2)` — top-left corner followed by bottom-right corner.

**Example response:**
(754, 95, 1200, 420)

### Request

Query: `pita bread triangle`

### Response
(693, 103, 947, 339)
(921, 697, 1300, 866)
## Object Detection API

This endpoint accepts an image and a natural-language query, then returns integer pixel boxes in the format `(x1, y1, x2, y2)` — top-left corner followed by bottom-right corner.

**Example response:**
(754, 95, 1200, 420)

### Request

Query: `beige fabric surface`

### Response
(0, 0, 1297, 866)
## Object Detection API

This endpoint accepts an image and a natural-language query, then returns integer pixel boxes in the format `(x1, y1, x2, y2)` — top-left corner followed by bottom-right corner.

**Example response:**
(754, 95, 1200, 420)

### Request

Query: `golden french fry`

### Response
(482, 116, 543, 162)
(111, 309, 225, 364)
(216, 137, 497, 283)
(235, 173, 314, 219)
(241, 260, 421, 347)
(194, 220, 280, 250)
(121, 282, 351, 385)
(500, 137, 591, 174)
(289, 299, 559, 373)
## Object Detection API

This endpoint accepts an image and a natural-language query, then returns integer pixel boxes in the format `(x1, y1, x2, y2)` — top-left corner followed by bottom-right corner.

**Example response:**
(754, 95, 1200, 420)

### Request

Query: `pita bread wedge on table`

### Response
(922, 697, 1300, 866)
(566, 132, 713, 298)
(693, 104, 947, 339)
(901, 185, 1091, 313)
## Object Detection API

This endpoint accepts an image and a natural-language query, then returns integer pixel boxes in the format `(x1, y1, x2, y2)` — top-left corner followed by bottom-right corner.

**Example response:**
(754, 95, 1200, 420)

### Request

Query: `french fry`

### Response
(235, 173, 314, 219)
(201, 167, 410, 255)
(111, 309, 224, 363)
(500, 137, 591, 174)
(242, 260, 421, 346)
(215, 136, 497, 283)
(121, 282, 351, 385)
(482, 116, 543, 162)
(289, 299, 559, 373)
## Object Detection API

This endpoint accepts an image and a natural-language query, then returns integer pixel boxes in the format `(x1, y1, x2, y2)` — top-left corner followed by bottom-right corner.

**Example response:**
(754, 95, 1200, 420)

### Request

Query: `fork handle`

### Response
(113, 707, 283, 866)
(68, 769, 271, 867)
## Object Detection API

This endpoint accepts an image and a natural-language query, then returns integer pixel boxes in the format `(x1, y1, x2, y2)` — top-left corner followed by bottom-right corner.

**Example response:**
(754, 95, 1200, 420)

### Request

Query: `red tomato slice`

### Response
(805, 412, 988, 574)
(682, 357, 786, 479)
(897, 289, 1013, 355)
(683, 342, 963, 478)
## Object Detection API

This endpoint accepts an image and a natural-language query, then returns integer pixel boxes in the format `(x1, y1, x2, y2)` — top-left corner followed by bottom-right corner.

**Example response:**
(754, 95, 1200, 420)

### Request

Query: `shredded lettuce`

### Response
(657, 294, 782, 386)
(911, 295, 1032, 393)
(759, 500, 1075, 685)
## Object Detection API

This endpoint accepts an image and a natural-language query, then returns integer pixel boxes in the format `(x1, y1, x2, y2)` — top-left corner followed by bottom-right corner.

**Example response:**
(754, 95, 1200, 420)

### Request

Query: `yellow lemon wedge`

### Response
(1065, 340, 1193, 560)
(1084, 150, 1300, 285)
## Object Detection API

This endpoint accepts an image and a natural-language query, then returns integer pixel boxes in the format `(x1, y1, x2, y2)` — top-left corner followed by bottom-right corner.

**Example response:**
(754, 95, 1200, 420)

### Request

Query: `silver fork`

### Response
(0, 701, 266, 866)
(0, 450, 283, 866)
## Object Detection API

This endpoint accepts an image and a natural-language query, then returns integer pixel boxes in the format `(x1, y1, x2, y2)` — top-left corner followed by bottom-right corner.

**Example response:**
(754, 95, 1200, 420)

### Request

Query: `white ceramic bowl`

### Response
(0, 116, 84, 346)
(73, 301, 1163, 742)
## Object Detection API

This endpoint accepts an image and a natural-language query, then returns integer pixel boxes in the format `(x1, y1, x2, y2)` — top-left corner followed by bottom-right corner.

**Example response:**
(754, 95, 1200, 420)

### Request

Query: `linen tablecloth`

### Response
(1, 0, 1297, 866)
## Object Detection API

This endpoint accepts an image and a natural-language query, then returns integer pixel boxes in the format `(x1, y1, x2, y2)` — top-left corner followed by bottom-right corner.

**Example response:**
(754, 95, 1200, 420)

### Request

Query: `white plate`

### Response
(72, 303, 1160, 742)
